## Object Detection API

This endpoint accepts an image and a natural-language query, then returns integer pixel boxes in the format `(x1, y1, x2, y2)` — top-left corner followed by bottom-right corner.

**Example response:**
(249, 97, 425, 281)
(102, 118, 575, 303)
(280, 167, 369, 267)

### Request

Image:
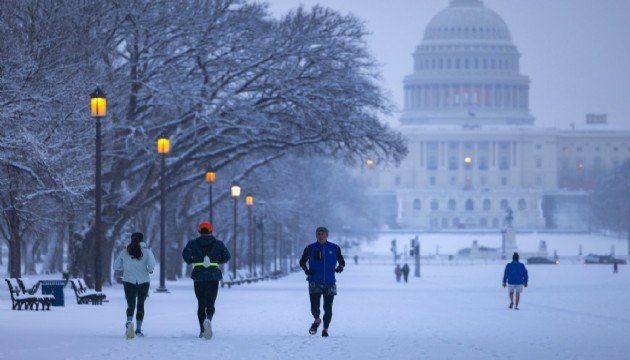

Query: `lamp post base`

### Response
(155, 287, 170, 293)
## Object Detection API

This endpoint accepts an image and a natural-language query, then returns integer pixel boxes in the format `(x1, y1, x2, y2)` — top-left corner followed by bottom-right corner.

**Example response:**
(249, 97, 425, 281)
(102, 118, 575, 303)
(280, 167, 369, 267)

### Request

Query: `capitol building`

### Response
(369, 0, 630, 231)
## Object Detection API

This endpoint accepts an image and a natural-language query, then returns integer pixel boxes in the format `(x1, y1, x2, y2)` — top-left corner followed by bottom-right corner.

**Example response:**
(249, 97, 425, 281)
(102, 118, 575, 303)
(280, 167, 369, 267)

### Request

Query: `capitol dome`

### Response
(400, 0, 534, 126)
(424, 0, 511, 43)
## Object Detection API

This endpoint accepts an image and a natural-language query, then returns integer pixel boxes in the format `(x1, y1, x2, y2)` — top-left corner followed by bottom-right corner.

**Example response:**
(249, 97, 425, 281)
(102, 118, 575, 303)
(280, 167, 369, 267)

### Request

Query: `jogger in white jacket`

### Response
(113, 232, 156, 338)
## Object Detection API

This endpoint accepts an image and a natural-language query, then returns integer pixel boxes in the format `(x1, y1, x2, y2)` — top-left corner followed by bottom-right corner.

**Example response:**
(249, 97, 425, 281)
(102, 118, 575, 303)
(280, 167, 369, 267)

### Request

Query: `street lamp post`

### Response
(259, 214, 265, 274)
(205, 167, 216, 224)
(156, 135, 170, 293)
(90, 87, 106, 292)
(246, 194, 254, 275)
(230, 182, 241, 280)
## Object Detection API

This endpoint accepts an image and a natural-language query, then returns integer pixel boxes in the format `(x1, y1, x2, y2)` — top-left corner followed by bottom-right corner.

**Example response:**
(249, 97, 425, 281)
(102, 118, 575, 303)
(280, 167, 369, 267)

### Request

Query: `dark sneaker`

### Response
(309, 320, 321, 335)
(509, 302, 514, 309)
(135, 330, 144, 337)
(321, 329, 329, 337)
(514, 306, 519, 310)
(199, 331, 204, 338)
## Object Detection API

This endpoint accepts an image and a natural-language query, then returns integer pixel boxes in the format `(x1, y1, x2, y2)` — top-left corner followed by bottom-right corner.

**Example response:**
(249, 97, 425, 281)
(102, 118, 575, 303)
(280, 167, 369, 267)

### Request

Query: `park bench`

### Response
(17, 279, 55, 310)
(4, 278, 41, 310)
(220, 271, 271, 288)
(220, 273, 243, 288)
(68, 278, 107, 305)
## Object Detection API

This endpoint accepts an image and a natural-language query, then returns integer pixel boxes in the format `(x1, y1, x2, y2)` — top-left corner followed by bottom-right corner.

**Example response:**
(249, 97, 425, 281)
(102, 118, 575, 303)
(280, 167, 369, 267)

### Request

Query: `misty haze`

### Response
(1, 1, 629, 359)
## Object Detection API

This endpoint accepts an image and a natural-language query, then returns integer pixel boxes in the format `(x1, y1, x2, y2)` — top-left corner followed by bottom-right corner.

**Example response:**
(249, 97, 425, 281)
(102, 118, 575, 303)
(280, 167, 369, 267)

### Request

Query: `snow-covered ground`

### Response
(1, 234, 629, 360)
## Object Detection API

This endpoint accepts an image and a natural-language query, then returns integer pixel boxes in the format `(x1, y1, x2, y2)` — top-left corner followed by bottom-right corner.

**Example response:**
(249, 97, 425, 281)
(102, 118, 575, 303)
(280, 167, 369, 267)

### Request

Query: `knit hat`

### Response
(512, 252, 519, 261)
(198, 222, 213, 234)
(131, 232, 144, 242)
(315, 226, 329, 235)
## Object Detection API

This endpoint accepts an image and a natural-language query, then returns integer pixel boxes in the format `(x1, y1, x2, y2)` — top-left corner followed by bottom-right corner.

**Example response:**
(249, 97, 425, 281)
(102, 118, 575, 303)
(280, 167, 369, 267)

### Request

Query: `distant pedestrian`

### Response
(402, 263, 410, 283)
(613, 262, 618, 274)
(182, 222, 231, 339)
(113, 232, 156, 338)
(502, 252, 528, 310)
(354, 255, 359, 265)
(299, 226, 345, 337)
(395, 264, 402, 282)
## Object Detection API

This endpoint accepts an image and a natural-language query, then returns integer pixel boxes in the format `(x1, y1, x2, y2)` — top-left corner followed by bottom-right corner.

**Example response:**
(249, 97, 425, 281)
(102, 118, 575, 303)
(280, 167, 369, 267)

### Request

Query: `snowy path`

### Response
(1, 263, 629, 359)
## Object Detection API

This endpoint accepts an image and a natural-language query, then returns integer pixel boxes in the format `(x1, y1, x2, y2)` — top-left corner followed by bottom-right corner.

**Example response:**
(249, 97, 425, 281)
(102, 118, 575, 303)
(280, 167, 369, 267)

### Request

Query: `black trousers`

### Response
(123, 281, 150, 321)
(309, 293, 335, 328)
(194, 280, 219, 331)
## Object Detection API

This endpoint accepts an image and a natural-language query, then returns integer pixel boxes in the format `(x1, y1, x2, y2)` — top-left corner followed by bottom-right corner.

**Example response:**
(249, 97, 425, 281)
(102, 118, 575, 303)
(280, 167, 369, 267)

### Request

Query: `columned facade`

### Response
(369, 0, 630, 231)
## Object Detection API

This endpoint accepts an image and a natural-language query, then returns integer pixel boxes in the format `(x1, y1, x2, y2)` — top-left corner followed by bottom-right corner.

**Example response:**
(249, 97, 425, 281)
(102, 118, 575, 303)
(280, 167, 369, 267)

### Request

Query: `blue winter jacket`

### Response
(503, 260, 528, 285)
(299, 241, 345, 284)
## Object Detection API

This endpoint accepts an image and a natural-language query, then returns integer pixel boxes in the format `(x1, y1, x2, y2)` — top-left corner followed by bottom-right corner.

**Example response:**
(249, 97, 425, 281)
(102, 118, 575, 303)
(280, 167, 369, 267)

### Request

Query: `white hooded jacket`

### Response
(113, 242, 156, 284)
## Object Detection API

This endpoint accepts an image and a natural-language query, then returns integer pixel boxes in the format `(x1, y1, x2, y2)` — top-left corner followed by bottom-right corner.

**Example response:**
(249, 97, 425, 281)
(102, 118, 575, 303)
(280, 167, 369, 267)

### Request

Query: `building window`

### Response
(449, 156, 458, 170)
(492, 218, 499, 228)
(448, 199, 456, 211)
(479, 157, 488, 170)
(480, 218, 488, 227)
(577, 146, 582, 152)
(501, 176, 508, 185)
(431, 199, 439, 211)
(441, 218, 448, 228)
(500, 199, 509, 210)
(483, 199, 491, 211)
(613, 146, 619, 151)
(413, 199, 422, 210)
(536, 176, 542, 187)
(536, 144, 542, 150)
(536, 157, 542, 168)
(450, 176, 457, 185)
(428, 156, 438, 170)
(429, 175, 436, 185)
(499, 157, 509, 170)
(395, 176, 400, 185)
(465, 199, 474, 211)
(518, 199, 526, 211)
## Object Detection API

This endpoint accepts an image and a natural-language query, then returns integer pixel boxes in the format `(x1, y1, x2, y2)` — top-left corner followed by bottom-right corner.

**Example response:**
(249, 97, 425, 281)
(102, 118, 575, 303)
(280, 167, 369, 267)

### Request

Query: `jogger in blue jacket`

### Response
(502, 252, 529, 310)
(299, 226, 345, 337)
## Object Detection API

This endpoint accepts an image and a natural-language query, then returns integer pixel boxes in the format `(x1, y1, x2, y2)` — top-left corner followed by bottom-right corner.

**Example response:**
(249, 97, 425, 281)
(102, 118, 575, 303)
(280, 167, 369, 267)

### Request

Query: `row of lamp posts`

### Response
(90, 87, 258, 292)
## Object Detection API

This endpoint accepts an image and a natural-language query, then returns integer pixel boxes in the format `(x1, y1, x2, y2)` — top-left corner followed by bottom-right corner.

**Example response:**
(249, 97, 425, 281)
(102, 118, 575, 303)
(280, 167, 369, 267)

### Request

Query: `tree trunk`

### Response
(23, 241, 37, 275)
(6, 206, 22, 278)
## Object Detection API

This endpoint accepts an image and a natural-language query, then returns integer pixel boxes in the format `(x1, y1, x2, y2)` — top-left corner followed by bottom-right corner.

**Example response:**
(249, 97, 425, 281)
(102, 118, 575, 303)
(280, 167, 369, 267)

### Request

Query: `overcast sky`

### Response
(267, 0, 630, 130)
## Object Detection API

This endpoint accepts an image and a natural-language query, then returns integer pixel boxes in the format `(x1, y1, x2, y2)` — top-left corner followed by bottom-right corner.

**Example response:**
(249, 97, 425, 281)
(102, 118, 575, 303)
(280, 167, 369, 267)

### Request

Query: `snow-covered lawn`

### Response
(2, 257, 628, 360)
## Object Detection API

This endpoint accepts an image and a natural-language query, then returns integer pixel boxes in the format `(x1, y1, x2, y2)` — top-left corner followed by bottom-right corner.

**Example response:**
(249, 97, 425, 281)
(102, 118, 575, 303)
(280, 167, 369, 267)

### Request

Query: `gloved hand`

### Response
(335, 266, 344, 273)
(304, 269, 316, 276)
(502, 282, 506, 288)
(524, 282, 528, 288)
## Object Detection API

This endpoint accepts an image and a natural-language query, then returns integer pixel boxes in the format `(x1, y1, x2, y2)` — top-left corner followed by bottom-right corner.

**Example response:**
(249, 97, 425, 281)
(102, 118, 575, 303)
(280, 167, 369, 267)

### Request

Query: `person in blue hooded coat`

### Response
(502, 252, 529, 310)
(182, 222, 230, 339)
(299, 226, 345, 337)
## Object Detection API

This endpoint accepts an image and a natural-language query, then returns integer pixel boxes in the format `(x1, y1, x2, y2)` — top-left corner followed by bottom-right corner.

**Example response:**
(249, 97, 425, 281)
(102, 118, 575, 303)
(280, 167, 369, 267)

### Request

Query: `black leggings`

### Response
(194, 281, 219, 331)
(123, 281, 150, 321)
(309, 293, 335, 328)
